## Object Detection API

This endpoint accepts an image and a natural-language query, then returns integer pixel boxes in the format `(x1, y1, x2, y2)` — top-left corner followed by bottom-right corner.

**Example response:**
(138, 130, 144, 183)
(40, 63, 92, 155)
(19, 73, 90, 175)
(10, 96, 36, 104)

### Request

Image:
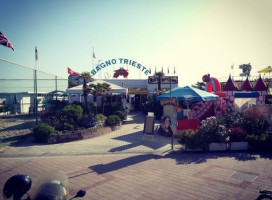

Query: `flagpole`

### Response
(34, 46, 38, 124)
(170, 66, 173, 150)
(92, 47, 94, 75)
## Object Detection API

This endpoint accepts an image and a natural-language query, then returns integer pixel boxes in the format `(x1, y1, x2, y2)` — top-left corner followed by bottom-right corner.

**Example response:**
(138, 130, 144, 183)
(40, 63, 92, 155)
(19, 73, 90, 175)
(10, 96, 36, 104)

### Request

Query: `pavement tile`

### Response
(0, 112, 272, 199)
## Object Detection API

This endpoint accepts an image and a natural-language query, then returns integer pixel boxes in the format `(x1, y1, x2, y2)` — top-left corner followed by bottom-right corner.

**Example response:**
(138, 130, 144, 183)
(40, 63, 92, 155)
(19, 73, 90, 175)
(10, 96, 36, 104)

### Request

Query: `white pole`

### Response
(34, 46, 38, 124)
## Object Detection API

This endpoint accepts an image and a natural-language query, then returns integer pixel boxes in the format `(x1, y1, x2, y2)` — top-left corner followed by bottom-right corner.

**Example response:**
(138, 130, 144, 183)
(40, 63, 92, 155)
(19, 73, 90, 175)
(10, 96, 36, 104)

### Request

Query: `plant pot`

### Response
(230, 142, 248, 151)
(209, 143, 227, 151)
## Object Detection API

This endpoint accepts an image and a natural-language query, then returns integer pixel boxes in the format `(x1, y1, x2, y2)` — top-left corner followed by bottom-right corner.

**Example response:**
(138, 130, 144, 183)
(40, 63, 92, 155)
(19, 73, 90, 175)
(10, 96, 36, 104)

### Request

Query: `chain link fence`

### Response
(0, 58, 68, 115)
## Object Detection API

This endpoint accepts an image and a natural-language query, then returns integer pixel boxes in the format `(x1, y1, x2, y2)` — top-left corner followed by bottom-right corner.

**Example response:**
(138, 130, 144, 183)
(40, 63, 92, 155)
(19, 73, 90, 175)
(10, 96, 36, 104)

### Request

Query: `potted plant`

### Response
(177, 129, 203, 151)
(197, 116, 228, 151)
(227, 127, 248, 150)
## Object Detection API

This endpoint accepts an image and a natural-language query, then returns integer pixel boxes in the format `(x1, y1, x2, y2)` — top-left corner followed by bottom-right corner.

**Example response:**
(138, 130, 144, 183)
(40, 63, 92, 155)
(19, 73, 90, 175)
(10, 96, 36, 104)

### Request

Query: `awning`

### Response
(128, 88, 148, 95)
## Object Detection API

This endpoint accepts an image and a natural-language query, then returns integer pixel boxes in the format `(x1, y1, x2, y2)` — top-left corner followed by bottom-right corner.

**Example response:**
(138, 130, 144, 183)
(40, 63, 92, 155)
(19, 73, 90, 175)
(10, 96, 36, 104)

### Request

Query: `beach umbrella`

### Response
(156, 86, 219, 101)
(258, 66, 272, 74)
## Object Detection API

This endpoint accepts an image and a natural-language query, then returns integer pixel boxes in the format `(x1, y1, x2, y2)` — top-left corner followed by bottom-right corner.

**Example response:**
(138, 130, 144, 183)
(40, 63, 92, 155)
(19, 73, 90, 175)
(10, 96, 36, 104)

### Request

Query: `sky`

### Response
(1, 0, 272, 87)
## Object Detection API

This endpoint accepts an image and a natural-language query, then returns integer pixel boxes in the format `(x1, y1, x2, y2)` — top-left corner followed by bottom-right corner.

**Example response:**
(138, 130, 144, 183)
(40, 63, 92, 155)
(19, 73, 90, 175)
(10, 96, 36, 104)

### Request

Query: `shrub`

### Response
(247, 132, 272, 151)
(33, 123, 56, 143)
(177, 129, 201, 149)
(198, 116, 228, 145)
(114, 110, 126, 121)
(106, 115, 121, 126)
(242, 117, 270, 136)
(104, 102, 123, 116)
(40, 110, 62, 130)
(94, 114, 107, 125)
(227, 127, 247, 142)
(63, 123, 74, 131)
(224, 112, 245, 128)
(60, 104, 83, 128)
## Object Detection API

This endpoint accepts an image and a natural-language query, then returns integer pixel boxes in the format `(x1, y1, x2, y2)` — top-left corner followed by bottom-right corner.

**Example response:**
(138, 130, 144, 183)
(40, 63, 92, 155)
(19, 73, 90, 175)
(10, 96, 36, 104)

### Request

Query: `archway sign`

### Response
(90, 58, 150, 78)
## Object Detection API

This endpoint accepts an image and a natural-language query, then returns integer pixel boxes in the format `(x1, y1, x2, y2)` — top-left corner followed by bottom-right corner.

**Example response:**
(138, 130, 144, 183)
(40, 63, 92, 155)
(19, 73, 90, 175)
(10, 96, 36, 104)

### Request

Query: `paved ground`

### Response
(0, 112, 272, 199)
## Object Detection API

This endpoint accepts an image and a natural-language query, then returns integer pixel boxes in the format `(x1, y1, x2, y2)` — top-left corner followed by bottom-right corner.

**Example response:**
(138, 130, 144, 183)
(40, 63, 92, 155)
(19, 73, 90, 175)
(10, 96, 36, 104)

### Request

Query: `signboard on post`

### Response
(143, 116, 155, 135)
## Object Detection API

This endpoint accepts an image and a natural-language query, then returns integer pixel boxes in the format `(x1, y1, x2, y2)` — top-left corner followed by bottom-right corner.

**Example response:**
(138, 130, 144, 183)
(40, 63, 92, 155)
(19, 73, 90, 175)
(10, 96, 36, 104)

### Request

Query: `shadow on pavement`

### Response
(0, 121, 36, 132)
(109, 131, 175, 152)
(89, 154, 161, 174)
(89, 151, 268, 175)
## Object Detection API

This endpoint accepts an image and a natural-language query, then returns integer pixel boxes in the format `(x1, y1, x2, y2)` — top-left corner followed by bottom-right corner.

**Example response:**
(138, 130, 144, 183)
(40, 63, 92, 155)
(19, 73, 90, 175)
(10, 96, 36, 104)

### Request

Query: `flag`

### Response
(0, 31, 14, 51)
(68, 67, 78, 76)
(93, 50, 96, 59)
(35, 46, 38, 61)
(174, 66, 176, 74)
(167, 66, 169, 74)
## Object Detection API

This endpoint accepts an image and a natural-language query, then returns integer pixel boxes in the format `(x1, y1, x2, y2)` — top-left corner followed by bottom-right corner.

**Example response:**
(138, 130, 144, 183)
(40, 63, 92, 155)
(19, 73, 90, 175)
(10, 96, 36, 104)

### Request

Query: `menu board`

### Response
(143, 116, 155, 134)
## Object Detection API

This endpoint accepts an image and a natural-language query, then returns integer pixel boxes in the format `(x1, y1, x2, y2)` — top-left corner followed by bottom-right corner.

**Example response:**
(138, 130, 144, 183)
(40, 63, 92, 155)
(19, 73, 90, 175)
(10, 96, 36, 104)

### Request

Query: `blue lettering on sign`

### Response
(112, 59, 116, 64)
(90, 58, 151, 76)
(91, 69, 96, 75)
(96, 66, 101, 71)
(100, 63, 106, 68)
(105, 60, 111, 66)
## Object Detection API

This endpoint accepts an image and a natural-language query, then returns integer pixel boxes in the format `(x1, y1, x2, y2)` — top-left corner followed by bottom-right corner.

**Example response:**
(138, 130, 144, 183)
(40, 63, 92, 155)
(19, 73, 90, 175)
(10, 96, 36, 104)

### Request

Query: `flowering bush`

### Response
(227, 127, 247, 142)
(224, 112, 245, 128)
(198, 116, 228, 146)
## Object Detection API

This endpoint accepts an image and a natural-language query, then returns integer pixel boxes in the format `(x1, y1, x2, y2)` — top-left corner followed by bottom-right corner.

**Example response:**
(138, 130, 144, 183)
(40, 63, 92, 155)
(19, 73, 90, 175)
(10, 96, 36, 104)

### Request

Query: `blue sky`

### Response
(1, 0, 272, 87)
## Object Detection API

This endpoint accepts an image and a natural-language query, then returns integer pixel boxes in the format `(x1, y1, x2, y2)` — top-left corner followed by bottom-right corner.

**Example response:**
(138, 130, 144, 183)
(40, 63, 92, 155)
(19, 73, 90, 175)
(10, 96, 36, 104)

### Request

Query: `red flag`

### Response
(35, 46, 38, 61)
(68, 67, 77, 76)
(93, 50, 96, 59)
(0, 31, 14, 51)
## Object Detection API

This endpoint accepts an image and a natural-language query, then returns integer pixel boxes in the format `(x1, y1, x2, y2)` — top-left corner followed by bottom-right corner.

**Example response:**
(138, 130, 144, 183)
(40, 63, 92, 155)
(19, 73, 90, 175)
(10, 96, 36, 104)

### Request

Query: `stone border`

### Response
(47, 126, 120, 144)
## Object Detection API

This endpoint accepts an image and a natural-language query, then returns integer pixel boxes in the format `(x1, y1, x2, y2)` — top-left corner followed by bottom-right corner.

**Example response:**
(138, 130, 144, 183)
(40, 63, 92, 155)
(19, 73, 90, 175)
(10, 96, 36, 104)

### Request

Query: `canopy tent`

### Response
(258, 66, 272, 74)
(66, 80, 127, 95)
(156, 86, 219, 101)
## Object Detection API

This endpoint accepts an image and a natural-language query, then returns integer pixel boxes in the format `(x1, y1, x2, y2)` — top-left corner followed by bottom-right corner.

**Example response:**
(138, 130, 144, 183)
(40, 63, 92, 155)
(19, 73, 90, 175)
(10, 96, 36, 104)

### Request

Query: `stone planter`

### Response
(209, 143, 227, 151)
(230, 142, 248, 151)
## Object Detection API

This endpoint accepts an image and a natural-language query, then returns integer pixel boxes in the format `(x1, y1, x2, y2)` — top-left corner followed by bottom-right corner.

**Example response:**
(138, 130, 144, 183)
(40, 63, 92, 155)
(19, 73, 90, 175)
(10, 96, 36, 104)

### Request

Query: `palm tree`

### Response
(88, 82, 111, 114)
(154, 71, 165, 93)
(192, 81, 205, 90)
(80, 72, 93, 112)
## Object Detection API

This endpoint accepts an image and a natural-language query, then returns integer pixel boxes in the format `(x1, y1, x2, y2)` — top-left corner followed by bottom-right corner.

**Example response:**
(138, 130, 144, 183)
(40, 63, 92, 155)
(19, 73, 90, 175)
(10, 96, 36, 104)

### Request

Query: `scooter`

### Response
(3, 172, 86, 200)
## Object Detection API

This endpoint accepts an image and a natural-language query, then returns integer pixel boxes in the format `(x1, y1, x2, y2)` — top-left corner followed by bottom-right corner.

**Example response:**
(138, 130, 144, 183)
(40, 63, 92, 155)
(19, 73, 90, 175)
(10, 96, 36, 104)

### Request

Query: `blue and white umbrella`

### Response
(156, 86, 219, 101)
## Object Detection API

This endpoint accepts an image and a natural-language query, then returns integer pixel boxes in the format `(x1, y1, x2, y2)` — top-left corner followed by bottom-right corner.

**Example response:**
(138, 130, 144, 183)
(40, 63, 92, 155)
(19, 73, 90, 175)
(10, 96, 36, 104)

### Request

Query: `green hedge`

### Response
(33, 123, 56, 143)
(106, 115, 121, 126)
(113, 110, 126, 121)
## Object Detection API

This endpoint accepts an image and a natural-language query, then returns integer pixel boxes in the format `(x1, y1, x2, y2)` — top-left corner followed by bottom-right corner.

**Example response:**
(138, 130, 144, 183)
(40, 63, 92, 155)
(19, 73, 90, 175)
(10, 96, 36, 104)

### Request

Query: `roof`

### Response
(66, 80, 127, 94)
(241, 78, 252, 91)
(254, 76, 267, 91)
(224, 76, 237, 91)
